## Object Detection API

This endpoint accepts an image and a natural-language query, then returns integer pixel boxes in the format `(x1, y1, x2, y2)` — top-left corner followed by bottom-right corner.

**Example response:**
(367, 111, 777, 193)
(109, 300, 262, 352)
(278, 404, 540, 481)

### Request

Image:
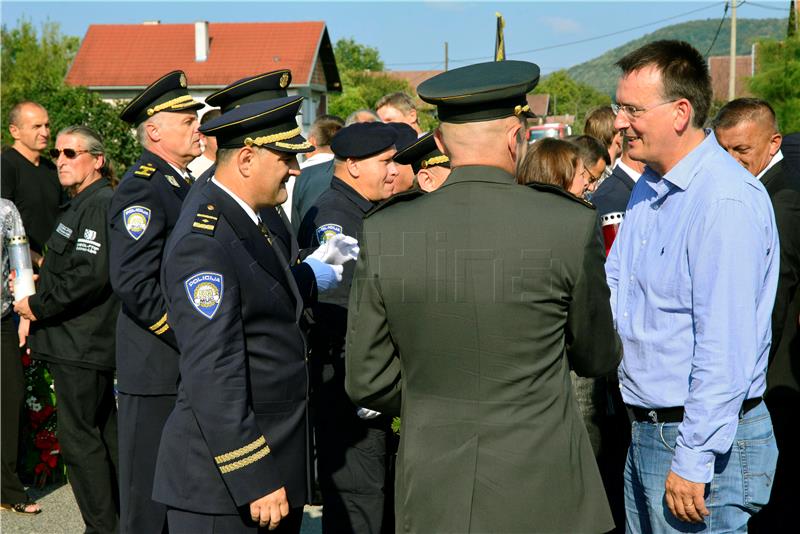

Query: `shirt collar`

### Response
(756, 150, 783, 181)
(211, 177, 260, 226)
(616, 159, 643, 182)
(300, 152, 334, 169)
(330, 176, 376, 214)
(168, 162, 191, 180)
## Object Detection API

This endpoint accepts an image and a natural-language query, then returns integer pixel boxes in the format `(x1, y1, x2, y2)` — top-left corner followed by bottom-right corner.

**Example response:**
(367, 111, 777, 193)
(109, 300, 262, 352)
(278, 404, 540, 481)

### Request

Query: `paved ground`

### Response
(1, 483, 323, 534)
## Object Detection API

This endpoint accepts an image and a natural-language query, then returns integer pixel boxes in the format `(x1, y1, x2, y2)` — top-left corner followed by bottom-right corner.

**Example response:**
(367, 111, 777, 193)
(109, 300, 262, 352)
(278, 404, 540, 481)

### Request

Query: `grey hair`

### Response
(57, 125, 115, 181)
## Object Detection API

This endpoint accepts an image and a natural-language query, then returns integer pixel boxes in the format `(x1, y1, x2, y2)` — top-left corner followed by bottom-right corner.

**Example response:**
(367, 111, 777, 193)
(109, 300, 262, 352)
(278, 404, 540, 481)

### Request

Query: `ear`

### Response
(237, 147, 256, 177)
(9, 123, 20, 141)
(346, 157, 360, 178)
(93, 154, 105, 172)
(408, 108, 418, 123)
(307, 134, 318, 147)
(433, 127, 448, 156)
(507, 122, 522, 162)
(145, 122, 161, 143)
(417, 169, 434, 192)
(769, 132, 782, 157)
(673, 99, 692, 132)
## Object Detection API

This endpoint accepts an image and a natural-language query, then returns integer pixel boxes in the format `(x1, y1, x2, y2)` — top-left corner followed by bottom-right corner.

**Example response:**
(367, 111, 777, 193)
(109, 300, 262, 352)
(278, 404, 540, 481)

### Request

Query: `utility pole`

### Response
(729, 0, 737, 100)
(444, 42, 449, 71)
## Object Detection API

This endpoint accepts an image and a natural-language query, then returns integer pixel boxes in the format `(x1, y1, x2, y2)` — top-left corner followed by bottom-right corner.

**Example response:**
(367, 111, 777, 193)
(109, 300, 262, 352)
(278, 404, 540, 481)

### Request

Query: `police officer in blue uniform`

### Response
(297, 122, 401, 534)
(193, 69, 298, 264)
(153, 96, 327, 533)
(109, 70, 203, 534)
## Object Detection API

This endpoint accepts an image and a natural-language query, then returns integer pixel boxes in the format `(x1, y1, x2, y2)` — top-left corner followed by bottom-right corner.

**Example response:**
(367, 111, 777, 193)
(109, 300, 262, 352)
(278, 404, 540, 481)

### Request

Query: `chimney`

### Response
(195, 21, 209, 62)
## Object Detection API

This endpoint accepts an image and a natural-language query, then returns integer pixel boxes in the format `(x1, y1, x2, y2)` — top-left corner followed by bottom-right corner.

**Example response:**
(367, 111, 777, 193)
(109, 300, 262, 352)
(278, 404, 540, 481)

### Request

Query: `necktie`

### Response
(257, 218, 273, 245)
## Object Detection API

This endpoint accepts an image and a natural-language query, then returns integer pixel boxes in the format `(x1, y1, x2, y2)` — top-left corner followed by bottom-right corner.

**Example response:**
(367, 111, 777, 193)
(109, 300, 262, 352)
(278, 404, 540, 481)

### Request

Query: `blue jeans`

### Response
(624, 402, 778, 533)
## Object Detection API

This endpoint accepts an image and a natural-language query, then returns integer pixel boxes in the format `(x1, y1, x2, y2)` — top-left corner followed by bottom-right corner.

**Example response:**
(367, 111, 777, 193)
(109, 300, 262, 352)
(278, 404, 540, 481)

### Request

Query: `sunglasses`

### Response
(49, 148, 89, 159)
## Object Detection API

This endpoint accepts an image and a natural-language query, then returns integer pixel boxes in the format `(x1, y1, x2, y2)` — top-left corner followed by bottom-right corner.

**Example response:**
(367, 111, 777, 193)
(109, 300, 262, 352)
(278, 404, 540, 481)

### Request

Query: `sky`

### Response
(1, 1, 791, 75)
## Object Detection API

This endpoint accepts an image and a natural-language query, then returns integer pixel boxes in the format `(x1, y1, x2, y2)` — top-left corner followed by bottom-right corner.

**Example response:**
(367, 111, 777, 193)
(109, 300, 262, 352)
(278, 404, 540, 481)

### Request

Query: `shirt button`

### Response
(641, 239, 647, 245)
(630, 275, 634, 281)
(623, 312, 628, 317)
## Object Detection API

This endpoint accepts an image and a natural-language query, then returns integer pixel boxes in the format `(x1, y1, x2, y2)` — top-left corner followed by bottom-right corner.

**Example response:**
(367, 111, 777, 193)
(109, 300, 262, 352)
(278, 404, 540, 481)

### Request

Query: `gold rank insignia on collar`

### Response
(192, 204, 218, 236)
(165, 175, 181, 188)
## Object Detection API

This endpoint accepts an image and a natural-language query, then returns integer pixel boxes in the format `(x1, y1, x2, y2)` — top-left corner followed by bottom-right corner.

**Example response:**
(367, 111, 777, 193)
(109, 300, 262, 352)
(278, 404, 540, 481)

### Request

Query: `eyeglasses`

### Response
(611, 100, 677, 119)
(583, 167, 599, 184)
(49, 148, 89, 159)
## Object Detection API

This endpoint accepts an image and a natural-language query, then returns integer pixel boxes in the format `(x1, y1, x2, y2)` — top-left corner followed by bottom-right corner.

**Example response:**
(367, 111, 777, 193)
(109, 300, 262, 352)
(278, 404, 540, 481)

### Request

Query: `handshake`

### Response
(301, 234, 360, 293)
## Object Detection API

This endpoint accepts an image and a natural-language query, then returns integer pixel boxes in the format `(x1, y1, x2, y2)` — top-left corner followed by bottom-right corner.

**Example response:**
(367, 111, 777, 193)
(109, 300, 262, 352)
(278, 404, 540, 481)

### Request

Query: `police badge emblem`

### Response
(123, 206, 151, 240)
(184, 272, 224, 319)
(315, 223, 342, 245)
(279, 72, 289, 88)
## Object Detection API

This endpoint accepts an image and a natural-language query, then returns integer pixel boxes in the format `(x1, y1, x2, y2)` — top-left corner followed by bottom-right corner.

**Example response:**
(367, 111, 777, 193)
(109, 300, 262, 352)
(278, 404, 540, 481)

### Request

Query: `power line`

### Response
(384, 1, 726, 68)
(705, 1, 730, 56)
(742, 1, 791, 11)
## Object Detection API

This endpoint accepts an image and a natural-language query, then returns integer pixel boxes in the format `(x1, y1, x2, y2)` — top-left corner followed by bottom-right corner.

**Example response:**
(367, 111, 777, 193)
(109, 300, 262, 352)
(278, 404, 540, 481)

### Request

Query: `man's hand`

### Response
(13, 296, 37, 321)
(665, 470, 709, 523)
(250, 486, 289, 530)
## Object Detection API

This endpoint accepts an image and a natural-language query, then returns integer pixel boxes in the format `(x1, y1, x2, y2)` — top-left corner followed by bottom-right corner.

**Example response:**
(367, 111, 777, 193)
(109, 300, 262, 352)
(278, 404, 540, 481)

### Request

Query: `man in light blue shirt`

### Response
(606, 40, 779, 533)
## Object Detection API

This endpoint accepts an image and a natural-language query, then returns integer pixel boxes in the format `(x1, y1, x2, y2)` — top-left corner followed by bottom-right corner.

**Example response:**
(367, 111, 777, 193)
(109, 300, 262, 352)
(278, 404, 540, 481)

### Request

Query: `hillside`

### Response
(567, 17, 787, 96)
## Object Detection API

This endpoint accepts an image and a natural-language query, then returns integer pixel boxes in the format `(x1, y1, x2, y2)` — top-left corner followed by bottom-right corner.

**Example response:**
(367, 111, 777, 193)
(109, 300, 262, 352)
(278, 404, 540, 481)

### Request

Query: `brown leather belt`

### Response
(627, 397, 762, 424)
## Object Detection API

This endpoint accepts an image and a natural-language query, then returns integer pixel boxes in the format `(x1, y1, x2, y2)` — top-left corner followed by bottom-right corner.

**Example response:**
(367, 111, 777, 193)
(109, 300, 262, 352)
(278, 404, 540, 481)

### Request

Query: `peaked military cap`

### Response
(330, 122, 398, 159)
(393, 132, 450, 174)
(205, 69, 292, 113)
(119, 70, 203, 126)
(386, 122, 419, 153)
(199, 96, 313, 154)
(417, 60, 540, 124)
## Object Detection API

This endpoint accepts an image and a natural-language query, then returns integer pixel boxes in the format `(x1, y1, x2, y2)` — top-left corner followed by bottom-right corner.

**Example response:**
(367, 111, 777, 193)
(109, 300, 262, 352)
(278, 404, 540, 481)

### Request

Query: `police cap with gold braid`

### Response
(393, 131, 450, 174)
(417, 60, 540, 124)
(199, 96, 313, 154)
(119, 70, 204, 126)
(205, 69, 292, 113)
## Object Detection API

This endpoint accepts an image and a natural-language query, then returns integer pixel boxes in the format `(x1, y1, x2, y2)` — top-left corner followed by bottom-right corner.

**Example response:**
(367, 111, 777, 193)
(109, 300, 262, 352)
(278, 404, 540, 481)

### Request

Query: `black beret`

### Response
(199, 96, 312, 154)
(205, 69, 292, 113)
(386, 122, 419, 153)
(417, 60, 540, 124)
(393, 132, 450, 174)
(330, 122, 398, 159)
(119, 70, 203, 126)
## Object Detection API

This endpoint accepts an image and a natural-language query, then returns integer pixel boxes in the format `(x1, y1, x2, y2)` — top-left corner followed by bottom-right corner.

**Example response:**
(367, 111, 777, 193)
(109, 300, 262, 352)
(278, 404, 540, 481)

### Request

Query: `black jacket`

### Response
(762, 160, 800, 392)
(109, 149, 191, 394)
(29, 178, 119, 370)
(591, 164, 635, 217)
(153, 182, 309, 513)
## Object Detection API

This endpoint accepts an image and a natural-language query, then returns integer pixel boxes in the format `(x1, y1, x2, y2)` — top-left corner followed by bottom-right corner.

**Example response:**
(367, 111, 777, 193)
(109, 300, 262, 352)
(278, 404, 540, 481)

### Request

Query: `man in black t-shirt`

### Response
(1, 101, 62, 259)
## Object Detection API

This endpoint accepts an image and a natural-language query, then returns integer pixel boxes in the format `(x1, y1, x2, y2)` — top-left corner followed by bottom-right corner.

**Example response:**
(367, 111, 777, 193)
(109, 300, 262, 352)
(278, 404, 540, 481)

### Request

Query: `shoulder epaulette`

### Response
(527, 182, 596, 209)
(133, 162, 158, 178)
(192, 203, 218, 236)
(365, 188, 425, 218)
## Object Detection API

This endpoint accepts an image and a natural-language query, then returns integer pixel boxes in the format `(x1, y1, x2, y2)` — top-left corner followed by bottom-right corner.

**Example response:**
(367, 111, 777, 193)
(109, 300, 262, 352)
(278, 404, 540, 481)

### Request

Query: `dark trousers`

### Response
(1, 314, 26, 504)
(49, 362, 120, 534)
(118, 392, 174, 534)
(167, 506, 303, 534)
(313, 387, 393, 534)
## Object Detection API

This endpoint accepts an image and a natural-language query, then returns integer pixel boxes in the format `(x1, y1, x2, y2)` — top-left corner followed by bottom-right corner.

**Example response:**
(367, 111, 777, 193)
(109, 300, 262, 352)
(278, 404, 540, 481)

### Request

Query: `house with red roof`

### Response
(65, 21, 341, 130)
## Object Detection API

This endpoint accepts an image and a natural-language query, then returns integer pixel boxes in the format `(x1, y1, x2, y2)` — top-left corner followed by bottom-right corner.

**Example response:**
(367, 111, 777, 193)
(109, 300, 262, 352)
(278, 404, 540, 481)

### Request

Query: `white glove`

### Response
(308, 234, 359, 266)
(356, 407, 381, 420)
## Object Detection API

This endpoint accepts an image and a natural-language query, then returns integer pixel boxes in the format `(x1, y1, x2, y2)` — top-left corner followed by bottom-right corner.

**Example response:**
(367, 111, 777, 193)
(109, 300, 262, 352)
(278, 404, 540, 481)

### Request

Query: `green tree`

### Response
(328, 38, 415, 122)
(749, 36, 800, 133)
(2, 20, 140, 176)
(333, 37, 384, 72)
(532, 70, 611, 133)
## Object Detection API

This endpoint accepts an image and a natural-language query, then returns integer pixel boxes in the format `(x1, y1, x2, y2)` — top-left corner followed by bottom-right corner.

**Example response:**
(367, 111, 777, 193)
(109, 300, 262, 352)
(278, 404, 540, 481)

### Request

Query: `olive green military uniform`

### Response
(344, 60, 621, 534)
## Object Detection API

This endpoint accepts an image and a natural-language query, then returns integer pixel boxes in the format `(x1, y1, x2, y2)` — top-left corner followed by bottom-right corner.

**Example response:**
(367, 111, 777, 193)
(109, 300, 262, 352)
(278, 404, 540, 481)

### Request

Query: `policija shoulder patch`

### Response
(184, 271, 224, 319)
(123, 206, 151, 240)
(315, 223, 342, 245)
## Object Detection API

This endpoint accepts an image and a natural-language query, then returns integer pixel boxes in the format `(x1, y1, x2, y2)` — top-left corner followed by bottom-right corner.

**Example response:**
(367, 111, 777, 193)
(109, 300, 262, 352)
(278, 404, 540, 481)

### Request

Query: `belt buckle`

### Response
(648, 410, 658, 423)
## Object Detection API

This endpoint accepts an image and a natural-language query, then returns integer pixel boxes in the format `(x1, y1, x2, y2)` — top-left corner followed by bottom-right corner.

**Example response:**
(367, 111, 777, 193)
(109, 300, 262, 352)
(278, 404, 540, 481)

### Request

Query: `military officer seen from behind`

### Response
(154, 96, 353, 533)
(297, 122, 400, 534)
(108, 70, 203, 534)
(345, 60, 622, 533)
